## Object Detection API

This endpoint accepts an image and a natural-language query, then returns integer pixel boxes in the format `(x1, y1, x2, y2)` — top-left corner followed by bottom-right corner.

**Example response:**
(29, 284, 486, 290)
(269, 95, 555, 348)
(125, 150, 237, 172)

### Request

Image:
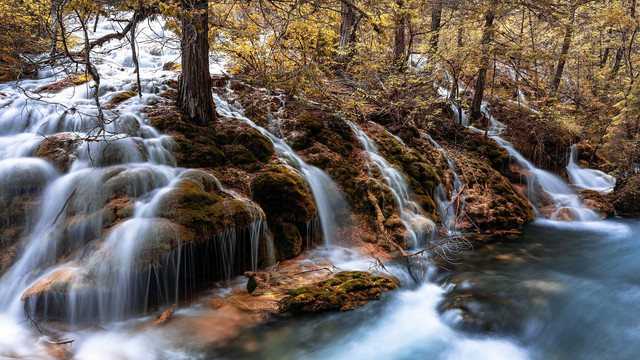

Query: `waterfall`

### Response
(0, 16, 271, 327)
(346, 121, 435, 247)
(212, 90, 351, 246)
(436, 86, 599, 221)
(421, 133, 465, 234)
(567, 145, 615, 193)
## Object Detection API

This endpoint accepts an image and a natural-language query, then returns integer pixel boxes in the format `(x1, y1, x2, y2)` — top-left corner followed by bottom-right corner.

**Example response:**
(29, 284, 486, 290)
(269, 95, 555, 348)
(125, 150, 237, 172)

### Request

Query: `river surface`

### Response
(212, 218, 640, 360)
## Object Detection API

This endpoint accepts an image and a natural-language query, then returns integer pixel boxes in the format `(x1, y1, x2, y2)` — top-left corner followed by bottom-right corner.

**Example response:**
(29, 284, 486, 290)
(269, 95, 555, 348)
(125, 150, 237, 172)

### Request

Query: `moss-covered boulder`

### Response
(157, 176, 255, 242)
(272, 222, 303, 260)
(251, 166, 317, 223)
(250, 166, 317, 261)
(279, 271, 398, 313)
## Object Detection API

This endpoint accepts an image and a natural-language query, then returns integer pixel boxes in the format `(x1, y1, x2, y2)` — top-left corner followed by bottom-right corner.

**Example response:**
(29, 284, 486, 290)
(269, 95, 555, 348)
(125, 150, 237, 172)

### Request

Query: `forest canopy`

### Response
(1, 0, 639, 173)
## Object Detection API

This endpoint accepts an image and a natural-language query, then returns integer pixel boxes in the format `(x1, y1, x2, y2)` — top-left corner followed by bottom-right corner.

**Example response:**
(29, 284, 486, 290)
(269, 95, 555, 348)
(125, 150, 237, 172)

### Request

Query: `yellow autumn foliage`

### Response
(0, 0, 50, 80)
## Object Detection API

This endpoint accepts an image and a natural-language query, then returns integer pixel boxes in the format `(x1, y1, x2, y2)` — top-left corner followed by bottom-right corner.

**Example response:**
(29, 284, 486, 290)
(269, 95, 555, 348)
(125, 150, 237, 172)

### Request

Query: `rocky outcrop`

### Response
(613, 173, 640, 216)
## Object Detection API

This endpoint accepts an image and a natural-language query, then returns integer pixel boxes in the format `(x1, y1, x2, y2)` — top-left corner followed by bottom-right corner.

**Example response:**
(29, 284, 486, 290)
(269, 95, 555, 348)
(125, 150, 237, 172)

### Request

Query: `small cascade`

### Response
(212, 90, 351, 246)
(435, 87, 599, 221)
(0, 16, 271, 327)
(567, 145, 615, 193)
(421, 133, 465, 234)
(346, 121, 434, 247)
(481, 108, 599, 221)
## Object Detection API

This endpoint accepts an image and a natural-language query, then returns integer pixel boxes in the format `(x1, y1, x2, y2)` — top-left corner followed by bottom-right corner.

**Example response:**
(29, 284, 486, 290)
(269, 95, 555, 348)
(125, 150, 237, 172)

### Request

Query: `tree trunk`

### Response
(336, 2, 357, 64)
(551, 3, 578, 95)
(429, 1, 443, 52)
(179, 0, 215, 126)
(394, 0, 406, 71)
(470, 7, 495, 122)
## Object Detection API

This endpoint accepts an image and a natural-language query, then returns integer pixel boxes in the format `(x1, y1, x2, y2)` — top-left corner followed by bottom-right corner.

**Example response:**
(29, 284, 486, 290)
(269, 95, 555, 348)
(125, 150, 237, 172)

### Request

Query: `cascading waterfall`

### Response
(212, 89, 351, 246)
(346, 121, 435, 247)
(567, 145, 615, 193)
(436, 84, 599, 221)
(421, 132, 465, 234)
(0, 16, 271, 330)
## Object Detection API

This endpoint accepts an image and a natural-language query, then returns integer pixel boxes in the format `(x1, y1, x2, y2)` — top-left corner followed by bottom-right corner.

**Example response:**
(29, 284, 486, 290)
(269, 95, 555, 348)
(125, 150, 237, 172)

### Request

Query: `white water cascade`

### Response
(346, 121, 435, 247)
(421, 132, 465, 234)
(212, 90, 351, 246)
(567, 145, 616, 193)
(0, 15, 272, 347)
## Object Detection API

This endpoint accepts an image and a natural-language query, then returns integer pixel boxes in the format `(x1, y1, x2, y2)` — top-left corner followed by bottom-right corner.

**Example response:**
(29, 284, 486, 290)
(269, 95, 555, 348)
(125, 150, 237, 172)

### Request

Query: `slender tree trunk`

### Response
(611, 46, 624, 77)
(470, 6, 495, 122)
(336, 2, 357, 64)
(429, 1, 443, 52)
(179, 0, 215, 126)
(394, 0, 406, 71)
(551, 2, 578, 95)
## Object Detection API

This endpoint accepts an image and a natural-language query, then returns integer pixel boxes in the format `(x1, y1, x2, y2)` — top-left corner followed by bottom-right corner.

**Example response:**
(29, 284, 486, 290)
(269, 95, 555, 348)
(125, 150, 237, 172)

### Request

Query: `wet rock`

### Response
(147, 103, 274, 169)
(578, 190, 614, 218)
(245, 271, 272, 294)
(34, 133, 82, 172)
(111, 91, 137, 104)
(21, 266, 95, 300)
(279, 271, 398, 313)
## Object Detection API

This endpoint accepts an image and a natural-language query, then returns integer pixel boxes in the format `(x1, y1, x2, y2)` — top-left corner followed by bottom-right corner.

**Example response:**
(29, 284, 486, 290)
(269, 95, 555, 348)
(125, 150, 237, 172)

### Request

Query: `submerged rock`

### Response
(279, 271, 398, 313)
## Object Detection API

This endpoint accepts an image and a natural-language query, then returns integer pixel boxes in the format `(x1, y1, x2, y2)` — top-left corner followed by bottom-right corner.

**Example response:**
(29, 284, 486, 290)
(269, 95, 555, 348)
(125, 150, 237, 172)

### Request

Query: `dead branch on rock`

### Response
(26, 313, 74, 346)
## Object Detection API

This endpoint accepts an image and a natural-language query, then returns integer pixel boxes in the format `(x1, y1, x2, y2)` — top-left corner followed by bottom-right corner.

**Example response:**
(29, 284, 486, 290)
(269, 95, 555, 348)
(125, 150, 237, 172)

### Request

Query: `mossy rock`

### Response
(147, 103, 273, 168)
(272, 221, 303, 261)
(174, 136, 226, 168)
(279, 271, 398, 313)
(156, 175, 256, 241)
(111, 91, 137, 104)
(251, 166, 317, 223)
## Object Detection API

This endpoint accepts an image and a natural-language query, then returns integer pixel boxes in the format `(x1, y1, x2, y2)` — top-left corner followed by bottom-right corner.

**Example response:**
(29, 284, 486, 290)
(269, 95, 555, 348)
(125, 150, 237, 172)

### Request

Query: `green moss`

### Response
(251, 166, 317, 223)
(111, 91, 137, 104)
(279, 271, 398, 313)
(174, 137, 226, 168)
(272, 222, 302, 261)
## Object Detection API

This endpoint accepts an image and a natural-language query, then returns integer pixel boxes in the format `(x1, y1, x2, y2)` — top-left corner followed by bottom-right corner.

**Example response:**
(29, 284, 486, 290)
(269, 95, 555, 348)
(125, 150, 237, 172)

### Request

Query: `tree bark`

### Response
(394, 0, 407, 71)
(551, 2, 578, 95)
(470, 6, 495, 122)
(336, 2, 357, 64)
(179, 0, 215, 126)
(429, 1, 443, 52)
